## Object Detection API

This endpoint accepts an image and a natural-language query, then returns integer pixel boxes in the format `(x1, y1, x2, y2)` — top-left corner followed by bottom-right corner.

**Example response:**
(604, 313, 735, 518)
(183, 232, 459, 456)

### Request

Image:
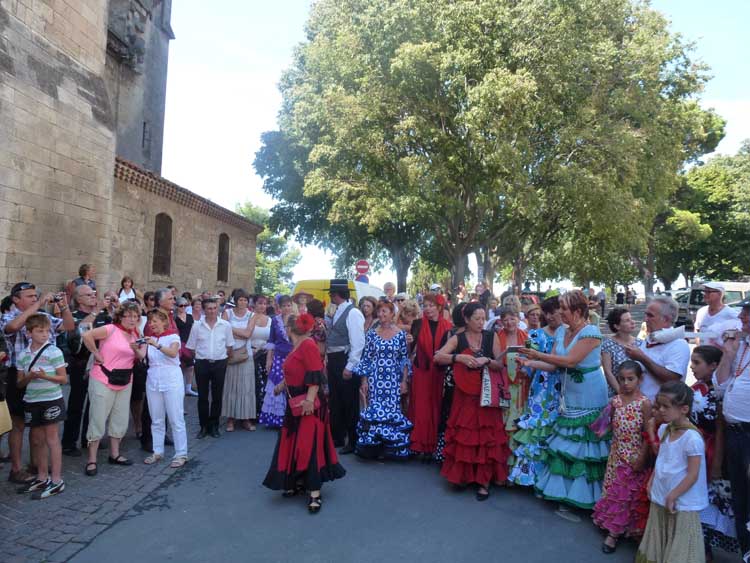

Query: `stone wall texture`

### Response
(0, 0, 117, 291)
(0, 1, 261, 296)
(112, 159, 261, 295)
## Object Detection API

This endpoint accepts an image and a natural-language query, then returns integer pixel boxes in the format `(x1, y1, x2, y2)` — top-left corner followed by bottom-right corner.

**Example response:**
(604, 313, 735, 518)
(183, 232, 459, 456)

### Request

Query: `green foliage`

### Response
(256, 0, 724, 290)
(235, 202, 301, 295)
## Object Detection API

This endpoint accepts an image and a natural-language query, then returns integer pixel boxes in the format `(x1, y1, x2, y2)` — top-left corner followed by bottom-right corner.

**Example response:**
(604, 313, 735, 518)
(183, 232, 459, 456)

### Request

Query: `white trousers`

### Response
(146, 367, 188, 458)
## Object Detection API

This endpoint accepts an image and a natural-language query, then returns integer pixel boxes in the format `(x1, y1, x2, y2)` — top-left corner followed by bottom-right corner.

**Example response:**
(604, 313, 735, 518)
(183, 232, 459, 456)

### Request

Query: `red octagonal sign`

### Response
(355, 259, 370, 275)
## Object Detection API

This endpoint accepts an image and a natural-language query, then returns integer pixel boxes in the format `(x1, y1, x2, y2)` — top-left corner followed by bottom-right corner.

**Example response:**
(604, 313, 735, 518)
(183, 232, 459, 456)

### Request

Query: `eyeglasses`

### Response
(177, 304, 187, 308)
(395, 299, 405, 302)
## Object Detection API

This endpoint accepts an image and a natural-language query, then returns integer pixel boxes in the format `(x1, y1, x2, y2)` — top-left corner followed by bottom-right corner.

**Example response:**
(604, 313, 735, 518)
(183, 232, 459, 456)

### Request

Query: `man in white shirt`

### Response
(694, 281, 741, 347)
(186, 298, 234, 438)
(715, 298, 750, 554)
(325, 280, 365, 454)
(625, 295, 690, 401)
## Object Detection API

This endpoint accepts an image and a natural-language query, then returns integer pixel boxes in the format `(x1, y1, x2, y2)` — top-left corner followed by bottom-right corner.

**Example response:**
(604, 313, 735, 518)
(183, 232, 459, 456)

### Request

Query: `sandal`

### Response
(170, 457, 187, 468)
(476, 487, 490, 502)
(84, 462, 98, 476)
(108, 455, 133, 466)
(308, 493, 322, 513)
(226, 420, 235, 432)
(143, 454, 163, 465)
(601, 535, 618, 554)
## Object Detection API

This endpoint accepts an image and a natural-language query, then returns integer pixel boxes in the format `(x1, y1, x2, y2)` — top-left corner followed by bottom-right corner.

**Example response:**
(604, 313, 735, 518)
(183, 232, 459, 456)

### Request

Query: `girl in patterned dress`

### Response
(690, 345, 741, 560)
(593, 360, 652, 553)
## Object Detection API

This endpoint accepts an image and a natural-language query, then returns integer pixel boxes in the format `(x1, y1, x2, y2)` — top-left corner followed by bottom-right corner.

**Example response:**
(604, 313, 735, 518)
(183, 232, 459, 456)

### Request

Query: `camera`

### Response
(53, 293, 64, 302)
(135, 337, 149, 345)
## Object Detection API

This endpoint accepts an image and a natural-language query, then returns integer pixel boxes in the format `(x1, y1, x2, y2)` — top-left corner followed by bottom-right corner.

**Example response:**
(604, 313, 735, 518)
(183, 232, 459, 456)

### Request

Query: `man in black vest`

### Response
(326, 280, 365, 454)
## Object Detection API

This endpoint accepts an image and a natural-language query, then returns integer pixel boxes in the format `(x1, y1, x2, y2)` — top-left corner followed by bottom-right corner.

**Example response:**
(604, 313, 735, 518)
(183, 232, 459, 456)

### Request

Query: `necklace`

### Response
(735, 341, 750, 378)
(466, 331, 482, 351)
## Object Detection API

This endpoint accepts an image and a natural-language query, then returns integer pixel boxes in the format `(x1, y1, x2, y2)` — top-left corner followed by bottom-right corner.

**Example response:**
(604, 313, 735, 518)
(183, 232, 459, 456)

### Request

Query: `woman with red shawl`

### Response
(263, 313, 346, 513)
(435, 302, 511, 501)
(408, 293, 452, 460)
(494, 307, 528, 450)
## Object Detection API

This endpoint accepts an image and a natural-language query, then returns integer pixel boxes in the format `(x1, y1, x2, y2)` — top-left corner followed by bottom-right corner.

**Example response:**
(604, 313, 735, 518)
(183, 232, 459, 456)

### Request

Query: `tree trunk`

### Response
(451, 252, 467, 292)
(389, 246, 413, 293)
(511, 254, 526, 294)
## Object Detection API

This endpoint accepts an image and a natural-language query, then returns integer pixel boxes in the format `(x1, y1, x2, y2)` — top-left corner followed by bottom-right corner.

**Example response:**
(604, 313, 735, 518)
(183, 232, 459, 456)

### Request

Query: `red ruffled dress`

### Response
(440, 331, 511, 486)
(263, 338, 346, 491)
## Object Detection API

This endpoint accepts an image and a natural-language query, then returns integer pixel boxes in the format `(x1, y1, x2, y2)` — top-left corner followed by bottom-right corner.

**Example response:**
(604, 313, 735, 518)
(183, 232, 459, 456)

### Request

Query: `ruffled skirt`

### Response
(592, 463, 650, 536)
(357, 393, 413, 459)
(534, 409, 611, 509)
(440, 387, 510, 486)
(259, 354, 287, 428)
(262, 402, 346, 491)
(636, 503, 705, 563)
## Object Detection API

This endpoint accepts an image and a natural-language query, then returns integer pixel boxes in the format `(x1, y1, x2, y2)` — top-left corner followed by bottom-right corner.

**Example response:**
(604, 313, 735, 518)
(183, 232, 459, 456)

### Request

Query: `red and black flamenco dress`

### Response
(440, 332, 511, 486)
(263, 338, 346, 491)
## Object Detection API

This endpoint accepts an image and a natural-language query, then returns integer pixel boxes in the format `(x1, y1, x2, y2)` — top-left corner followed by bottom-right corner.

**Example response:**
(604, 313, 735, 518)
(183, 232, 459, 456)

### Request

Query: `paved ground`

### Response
(72, 427, 638, 563)
(0, 303, 722, 562)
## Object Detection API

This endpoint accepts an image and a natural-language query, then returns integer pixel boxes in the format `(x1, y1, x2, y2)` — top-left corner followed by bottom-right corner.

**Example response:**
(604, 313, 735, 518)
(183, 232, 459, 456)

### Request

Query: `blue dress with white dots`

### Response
(354, 329, 413, 459)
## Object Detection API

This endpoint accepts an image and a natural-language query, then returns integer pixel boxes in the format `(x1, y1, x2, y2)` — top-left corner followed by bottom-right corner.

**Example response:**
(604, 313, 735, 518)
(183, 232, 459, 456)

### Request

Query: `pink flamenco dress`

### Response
(592, 394, 651, 537)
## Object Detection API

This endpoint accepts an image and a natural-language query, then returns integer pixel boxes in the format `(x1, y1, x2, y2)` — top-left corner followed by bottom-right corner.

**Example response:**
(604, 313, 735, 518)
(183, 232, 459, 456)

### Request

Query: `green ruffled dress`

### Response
(534, 324, 611, 509)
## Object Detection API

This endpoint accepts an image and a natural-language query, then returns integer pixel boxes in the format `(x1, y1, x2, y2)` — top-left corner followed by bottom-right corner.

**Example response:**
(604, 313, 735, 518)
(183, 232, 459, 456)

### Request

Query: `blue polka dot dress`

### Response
(354, 329, 413, 459)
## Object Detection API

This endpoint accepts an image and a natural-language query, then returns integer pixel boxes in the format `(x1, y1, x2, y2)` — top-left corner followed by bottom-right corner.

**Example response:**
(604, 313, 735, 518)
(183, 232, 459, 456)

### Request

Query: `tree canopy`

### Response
(255, 0, 727, 293)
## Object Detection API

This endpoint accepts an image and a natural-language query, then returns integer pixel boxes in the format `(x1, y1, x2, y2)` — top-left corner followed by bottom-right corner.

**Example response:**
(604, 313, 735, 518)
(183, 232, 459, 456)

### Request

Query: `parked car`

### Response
(676, 281, 750, 329)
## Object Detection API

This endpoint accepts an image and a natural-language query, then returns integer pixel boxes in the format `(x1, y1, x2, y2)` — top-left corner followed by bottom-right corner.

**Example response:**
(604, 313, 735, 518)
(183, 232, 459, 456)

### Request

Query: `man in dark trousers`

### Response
(326, 280, 365, 454)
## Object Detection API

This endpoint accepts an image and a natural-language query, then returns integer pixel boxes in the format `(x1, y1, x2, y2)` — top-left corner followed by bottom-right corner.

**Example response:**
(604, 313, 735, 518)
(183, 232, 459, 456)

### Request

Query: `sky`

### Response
(161, 0, 750, 291)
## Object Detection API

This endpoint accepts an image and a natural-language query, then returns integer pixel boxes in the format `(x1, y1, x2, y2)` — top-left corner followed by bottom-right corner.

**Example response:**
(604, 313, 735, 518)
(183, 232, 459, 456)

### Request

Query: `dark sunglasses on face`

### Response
(396, 299, 405, 302)
(177, 304, 187, 308)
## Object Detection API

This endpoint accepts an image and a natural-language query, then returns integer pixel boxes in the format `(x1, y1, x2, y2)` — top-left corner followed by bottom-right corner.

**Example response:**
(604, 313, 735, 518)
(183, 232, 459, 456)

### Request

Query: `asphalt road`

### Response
(71, 427, 641, 563)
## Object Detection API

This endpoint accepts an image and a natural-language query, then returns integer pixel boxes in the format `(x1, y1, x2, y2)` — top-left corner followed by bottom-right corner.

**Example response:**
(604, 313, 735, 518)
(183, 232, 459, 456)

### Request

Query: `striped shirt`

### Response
(17, 344, 67, 403)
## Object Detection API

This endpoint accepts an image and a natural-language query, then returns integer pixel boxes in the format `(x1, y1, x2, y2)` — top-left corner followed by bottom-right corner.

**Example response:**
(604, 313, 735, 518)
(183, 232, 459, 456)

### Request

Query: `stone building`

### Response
(0, 0, 261, 295)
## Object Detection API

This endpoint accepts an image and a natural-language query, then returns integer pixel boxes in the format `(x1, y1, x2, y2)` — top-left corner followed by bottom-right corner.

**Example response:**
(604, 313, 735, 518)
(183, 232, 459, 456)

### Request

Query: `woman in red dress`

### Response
(263, 314, 346, 513)
(408, 293, 452, 459)
(435, 302, 510, 501)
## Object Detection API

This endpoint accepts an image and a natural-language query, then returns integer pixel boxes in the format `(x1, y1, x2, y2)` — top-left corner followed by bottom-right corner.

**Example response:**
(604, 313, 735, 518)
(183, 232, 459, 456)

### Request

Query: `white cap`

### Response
(429, 283, 441, 291)
(701, 281, 725, 292)
(395, 292, 408, 300)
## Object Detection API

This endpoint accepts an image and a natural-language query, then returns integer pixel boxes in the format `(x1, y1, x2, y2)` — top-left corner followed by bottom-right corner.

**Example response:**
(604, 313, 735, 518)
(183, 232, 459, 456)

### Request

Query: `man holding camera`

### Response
(0, 282, 75, 483)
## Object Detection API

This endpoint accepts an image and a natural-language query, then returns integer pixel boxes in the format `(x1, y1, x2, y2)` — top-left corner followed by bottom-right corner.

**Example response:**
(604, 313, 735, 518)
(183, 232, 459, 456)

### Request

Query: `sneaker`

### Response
(17, 478, 50, 494)
(185, 386, 199, 397)
(32, 480, 65, 500)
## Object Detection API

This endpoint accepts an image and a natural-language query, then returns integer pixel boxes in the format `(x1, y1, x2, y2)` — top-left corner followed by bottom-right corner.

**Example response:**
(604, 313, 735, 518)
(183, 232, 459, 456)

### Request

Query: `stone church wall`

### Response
(0, 0, 117, 291)
(111, 159, 261, 295)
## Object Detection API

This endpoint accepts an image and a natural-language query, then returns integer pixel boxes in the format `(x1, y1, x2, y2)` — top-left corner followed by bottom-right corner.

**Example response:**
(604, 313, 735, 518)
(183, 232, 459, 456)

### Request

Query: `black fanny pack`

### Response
(101, 366, 133, 386)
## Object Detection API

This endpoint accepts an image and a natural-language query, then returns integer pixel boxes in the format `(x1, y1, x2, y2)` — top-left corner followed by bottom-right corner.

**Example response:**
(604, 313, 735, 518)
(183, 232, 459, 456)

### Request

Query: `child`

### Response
(690, 346, 741, 559)
(15, 314, 68, 499)
(637, 381, 708, 563)
(593, 360, 652, 553)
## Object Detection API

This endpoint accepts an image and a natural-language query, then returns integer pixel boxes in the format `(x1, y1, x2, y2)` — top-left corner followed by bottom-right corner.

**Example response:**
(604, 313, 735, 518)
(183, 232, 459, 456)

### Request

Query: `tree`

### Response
(258, 0, 721, 292)
(236, 202, 301, 295)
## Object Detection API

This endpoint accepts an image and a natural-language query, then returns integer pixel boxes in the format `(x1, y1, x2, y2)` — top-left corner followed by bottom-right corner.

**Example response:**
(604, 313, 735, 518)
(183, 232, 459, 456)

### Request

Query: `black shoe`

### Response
(601, 536, 618, 554)
(476, 488, 490, 502)
(339, 445, 355, 455)
(108, 455, 133, 466)
(17, 478, 49, 494)
(62, 447, 82, 457)
(210, 427, 221, 438)
(196, 428, 208, 439)
(308, 494, 322, 514)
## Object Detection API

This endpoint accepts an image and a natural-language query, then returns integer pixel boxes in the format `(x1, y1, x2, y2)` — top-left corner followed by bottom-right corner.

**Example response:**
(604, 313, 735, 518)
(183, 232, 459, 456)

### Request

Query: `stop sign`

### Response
(355, 259, 370, 275)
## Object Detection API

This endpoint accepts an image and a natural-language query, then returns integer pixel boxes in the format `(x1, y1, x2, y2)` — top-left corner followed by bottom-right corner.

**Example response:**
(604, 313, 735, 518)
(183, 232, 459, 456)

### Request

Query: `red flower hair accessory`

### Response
(295, 313, 315, 333)
(435, 295, 447, 308)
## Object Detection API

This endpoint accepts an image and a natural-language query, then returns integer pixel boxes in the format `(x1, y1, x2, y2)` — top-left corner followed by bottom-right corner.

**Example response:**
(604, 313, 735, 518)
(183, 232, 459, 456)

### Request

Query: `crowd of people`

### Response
(1, 269, 749, 562)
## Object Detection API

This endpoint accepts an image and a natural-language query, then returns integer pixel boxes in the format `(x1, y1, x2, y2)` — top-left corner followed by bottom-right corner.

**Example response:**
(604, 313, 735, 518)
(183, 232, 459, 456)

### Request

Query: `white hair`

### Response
(652, 295, 679, 324)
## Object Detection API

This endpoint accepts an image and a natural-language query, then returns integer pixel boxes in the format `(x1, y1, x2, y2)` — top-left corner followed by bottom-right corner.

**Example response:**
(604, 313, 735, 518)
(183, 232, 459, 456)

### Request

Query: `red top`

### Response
(282, 338, 324, 388)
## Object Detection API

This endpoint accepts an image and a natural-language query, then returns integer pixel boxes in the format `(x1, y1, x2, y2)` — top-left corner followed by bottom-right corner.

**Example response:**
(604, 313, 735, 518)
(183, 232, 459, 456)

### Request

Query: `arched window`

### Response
(152, 213, 172, 276)
(217, 233, 229, 283)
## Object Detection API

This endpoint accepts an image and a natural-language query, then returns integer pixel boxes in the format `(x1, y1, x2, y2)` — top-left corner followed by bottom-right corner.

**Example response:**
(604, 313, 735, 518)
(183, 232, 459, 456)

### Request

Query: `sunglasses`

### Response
(177, 304, 187, 308)
(395, 298, 405, 302)
(12, 282, 36, 295)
